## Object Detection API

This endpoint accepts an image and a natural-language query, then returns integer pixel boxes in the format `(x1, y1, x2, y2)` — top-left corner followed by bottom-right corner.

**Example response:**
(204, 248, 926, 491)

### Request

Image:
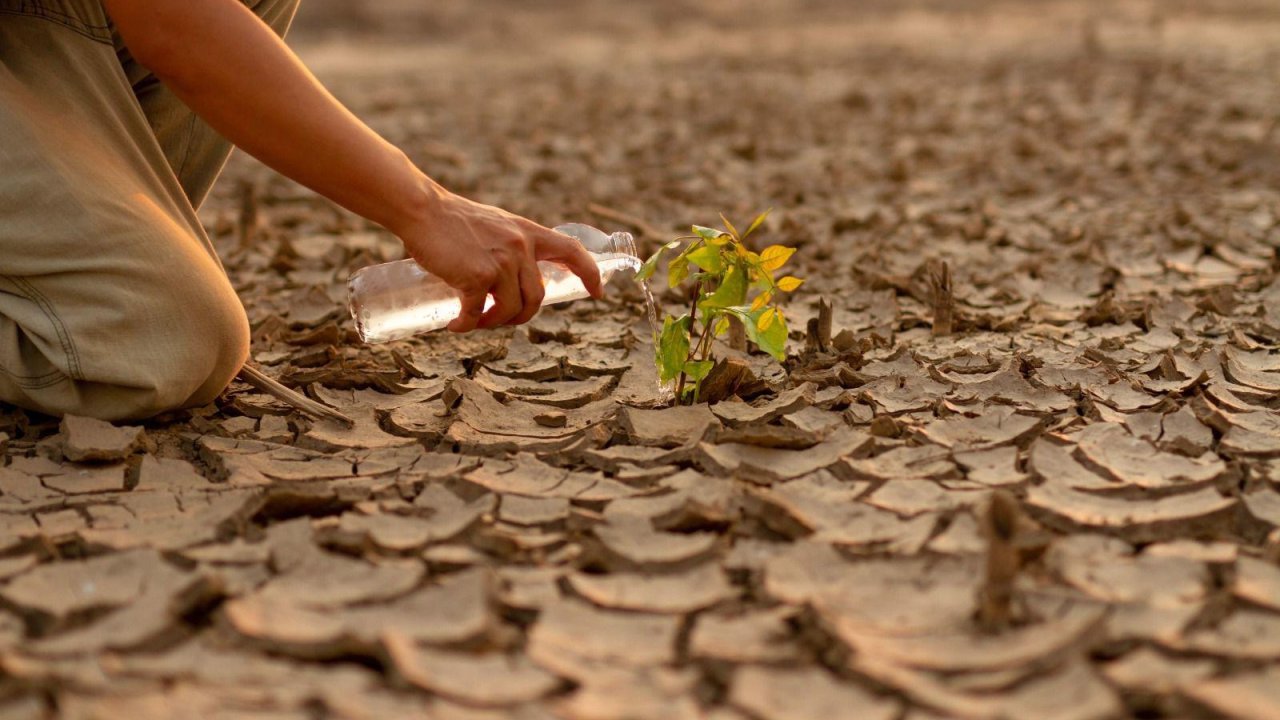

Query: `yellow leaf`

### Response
(776, 276, 804, 292)
(744, 209, 772, 238)
(750, 292, 772, 311)
(759, 245, 796, 272)
(758, 307, 778, 331)
(719, 213, 741, 241)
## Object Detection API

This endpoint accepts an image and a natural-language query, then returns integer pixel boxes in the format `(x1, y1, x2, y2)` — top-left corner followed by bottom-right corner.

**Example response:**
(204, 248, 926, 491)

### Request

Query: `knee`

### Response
(176, 287, 251, 409)
(160, 283, 250, 412)
(112, 274, 250, 419)
(23, 275, 250, 422)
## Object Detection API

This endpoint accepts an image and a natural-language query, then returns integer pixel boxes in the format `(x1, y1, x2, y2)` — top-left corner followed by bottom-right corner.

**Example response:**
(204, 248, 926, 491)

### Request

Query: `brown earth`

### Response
(3, 1, 1280, 718)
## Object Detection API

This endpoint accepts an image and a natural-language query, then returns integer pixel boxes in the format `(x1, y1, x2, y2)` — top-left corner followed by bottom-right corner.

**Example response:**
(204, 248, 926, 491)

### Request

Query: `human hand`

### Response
(392, 185, 605, 333)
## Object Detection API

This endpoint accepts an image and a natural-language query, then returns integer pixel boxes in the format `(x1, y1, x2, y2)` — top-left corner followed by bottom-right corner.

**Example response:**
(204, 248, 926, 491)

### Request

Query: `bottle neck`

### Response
(605, 231, 639, 259)
(552, 223, 635, 258)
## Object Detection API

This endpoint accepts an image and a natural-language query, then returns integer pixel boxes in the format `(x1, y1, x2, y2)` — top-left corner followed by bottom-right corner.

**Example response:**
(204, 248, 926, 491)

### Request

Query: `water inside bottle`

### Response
(352, 253, 644, 344)
(349, 224, 664, 347)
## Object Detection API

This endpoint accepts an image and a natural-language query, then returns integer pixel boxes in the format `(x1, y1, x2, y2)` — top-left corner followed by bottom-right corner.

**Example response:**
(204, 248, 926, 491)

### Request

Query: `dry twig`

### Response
(236, 364, 354, 427)
(977, 490, 1022, 632)
(929, 260, 954, 336)
(236, 180, 260, 252)
(806, 298, 833, 352)
(588, 203, 666, 243)
(728, 315, 747, 352)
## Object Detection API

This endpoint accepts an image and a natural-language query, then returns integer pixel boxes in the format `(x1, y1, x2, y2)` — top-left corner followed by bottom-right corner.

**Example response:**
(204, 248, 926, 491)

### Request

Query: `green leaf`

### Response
(685, 243, 724, 273)
(719, 213, 741, 242)
(740, 307, 788, 362)
(756, 311, 788, 361)
(637, 239, 683, 282)
(657, 314, 691, 383)
(776, 276, 804, 292)
(682, 359, 714, 382)
(744, 208, 772, 238)
(699, 263, 749, 311)
(667, 253, 690, 289)
(759, 245, 797, 273)
(693, 225, 728, 244)
(636, 253, 661, 282)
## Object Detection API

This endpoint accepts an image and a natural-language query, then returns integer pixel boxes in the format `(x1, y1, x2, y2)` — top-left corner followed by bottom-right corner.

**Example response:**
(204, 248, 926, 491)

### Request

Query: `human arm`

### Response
(102, 0, 603, 331)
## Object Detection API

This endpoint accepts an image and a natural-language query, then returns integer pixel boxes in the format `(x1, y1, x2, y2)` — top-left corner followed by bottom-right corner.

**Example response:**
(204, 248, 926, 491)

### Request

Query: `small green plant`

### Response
(637, 210, 804, 404)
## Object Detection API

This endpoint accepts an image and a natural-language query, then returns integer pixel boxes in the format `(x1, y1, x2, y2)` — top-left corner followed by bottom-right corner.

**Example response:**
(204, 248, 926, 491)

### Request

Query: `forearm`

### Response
(105, 0, 433, 234)
(104, 0, 603, 333)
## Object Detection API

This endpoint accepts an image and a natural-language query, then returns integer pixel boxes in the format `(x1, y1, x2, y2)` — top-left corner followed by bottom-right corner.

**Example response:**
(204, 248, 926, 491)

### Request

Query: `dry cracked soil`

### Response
(3, 1, 1280, 718)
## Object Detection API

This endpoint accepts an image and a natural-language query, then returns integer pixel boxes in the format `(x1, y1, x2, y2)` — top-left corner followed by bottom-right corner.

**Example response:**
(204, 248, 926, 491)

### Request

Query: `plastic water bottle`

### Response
(348, 224, 639, 344)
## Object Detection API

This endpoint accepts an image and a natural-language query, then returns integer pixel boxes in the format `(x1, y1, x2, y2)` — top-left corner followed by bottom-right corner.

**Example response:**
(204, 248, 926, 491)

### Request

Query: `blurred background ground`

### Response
(224, 0, 1280, 252)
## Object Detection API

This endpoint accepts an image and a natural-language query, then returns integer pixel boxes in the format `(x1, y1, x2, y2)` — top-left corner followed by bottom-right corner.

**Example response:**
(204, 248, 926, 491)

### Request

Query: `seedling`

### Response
(637, 210, 804, 404)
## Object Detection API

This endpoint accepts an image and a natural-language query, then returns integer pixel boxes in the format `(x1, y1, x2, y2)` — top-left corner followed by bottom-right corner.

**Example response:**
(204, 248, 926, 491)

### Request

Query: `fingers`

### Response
(510, 254, 547, 326)
(477, 268, 523, 329)
(444, 218, 602, 334)
(448, 287, 489, 333)
(446, 235, 538, 332)
(536, 229, 604, 298)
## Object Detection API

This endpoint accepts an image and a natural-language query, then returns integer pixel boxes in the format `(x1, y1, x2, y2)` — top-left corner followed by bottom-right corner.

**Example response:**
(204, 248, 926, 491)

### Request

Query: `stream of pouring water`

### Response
(639, 279, 660, 346)
(548, 222, 660, 350)
(633, 271, 674, 402)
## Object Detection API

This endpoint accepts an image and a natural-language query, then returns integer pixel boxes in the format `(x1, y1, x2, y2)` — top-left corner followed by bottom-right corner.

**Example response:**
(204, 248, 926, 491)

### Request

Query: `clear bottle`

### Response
(348, 224, 638, 344)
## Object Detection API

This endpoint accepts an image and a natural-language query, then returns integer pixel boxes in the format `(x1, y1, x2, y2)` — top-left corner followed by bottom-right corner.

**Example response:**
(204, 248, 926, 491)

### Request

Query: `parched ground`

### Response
(3, 1, 1280, 718)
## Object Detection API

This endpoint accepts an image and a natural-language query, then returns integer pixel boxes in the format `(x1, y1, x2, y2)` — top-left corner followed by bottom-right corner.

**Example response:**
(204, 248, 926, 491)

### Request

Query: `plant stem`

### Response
(688, 313, 716, 404)
(693, 313, 715, 363)
(675, 279, 702, 403)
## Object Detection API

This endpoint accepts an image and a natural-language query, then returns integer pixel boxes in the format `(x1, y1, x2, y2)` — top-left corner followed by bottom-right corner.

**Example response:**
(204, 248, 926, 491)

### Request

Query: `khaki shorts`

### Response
(0, 0, 298, 420)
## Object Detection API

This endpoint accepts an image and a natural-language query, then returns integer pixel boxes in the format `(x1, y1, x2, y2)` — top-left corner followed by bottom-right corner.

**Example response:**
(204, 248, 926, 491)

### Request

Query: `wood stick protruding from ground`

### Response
(977, 490, 1022, 632)
(236, 363, 354, 427)
(806, 297, 833, 353)
(727, 315, 747, 352)
(236, 180, 260, 252)
(929, 259, 954, 336)
(587, 203, 666, 243)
